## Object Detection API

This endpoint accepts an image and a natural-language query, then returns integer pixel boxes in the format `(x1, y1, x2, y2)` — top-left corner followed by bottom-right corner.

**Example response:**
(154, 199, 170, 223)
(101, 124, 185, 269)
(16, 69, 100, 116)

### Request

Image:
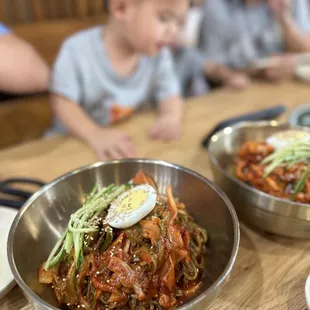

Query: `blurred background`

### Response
(0, 1, 108, 149)
(0, 1, 105, 24)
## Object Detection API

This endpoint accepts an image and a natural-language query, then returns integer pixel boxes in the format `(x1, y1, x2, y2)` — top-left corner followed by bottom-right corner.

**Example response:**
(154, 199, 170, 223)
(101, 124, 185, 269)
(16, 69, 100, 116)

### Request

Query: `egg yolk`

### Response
(115, 189, 148, 213)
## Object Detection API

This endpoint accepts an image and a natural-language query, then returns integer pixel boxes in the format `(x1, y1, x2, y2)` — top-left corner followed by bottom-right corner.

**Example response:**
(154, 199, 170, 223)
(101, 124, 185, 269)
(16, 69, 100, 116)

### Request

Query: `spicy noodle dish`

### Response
(38, 171, 207, 310)
(235, 130, 310, 204)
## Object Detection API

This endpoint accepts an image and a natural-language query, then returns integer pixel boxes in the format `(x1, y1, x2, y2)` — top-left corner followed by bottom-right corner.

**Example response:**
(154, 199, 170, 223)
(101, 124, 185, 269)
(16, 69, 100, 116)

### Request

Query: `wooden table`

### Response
(1, 82, 310, 310)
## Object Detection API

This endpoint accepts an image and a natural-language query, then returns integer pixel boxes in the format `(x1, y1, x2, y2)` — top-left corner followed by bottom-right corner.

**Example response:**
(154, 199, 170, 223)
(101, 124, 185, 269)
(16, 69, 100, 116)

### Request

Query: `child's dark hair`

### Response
(104, 0, 194, 13)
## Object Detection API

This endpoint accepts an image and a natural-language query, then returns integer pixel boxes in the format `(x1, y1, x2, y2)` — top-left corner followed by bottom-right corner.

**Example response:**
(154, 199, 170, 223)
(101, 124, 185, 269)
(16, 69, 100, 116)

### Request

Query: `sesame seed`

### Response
(96, 271, 100, 275)
(67, 303, 70, 306)
(107, 280, 110, 283)
(62, 278, 66, 282)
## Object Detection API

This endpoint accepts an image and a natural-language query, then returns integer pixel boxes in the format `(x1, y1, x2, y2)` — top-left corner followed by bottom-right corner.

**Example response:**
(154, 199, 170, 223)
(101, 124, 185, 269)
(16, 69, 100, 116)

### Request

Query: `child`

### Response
(48, 0, 188, 160)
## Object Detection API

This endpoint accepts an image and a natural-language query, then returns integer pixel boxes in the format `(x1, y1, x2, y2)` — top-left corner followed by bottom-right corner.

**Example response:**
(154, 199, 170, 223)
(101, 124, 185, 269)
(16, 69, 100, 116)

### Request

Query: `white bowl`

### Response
(305, 275, 310, 310)
(0, 206, 18, 300)
(295, 64, 310, 83)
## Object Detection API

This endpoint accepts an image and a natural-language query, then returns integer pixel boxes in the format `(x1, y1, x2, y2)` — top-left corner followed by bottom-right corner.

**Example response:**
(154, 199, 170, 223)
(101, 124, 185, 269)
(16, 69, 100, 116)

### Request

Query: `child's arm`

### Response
(51, 94, 135, 160)
(51, 94, 101, 143)
(149, 95, 183, 140)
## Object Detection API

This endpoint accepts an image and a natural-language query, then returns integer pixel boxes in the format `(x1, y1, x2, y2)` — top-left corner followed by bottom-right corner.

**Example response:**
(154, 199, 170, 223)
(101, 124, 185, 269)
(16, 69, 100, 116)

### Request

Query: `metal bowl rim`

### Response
(305, 274, 310, 310)
(207, 120, 310, 211)
(8, 158, 240, 310)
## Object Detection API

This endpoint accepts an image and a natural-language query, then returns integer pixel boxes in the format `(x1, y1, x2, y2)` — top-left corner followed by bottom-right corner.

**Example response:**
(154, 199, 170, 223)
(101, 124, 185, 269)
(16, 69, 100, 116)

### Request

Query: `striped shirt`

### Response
(199, 0, 310, 69)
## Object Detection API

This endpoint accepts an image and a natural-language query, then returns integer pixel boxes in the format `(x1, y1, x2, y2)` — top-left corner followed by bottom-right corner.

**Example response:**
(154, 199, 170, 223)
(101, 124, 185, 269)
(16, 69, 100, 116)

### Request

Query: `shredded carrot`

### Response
(133, 171, 158, 190)
(140, 219, 160, 245)
(167, 185, 178, 224)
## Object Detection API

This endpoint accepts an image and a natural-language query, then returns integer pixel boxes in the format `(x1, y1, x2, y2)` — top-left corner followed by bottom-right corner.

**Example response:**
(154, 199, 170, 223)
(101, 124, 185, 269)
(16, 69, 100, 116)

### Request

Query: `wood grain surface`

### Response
(0, 0, 105, 24)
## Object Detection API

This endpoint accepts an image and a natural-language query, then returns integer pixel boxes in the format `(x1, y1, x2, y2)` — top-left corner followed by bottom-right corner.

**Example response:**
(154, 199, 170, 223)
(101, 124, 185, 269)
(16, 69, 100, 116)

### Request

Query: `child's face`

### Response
(121, 0, 188, 55)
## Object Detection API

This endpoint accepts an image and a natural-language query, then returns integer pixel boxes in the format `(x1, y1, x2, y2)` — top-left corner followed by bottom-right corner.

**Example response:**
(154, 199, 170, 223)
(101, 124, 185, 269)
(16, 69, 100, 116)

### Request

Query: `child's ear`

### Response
(109, 0, 131, 19)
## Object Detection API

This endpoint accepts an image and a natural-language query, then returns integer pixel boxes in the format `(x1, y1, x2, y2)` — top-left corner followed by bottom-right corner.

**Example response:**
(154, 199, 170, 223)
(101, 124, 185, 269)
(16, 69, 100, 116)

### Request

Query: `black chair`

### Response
(0, 178, 45, 209)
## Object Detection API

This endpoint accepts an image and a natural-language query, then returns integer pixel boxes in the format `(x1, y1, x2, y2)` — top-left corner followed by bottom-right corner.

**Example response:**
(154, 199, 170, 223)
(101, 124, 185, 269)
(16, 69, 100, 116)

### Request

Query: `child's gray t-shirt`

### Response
(49, 26, 180, 134)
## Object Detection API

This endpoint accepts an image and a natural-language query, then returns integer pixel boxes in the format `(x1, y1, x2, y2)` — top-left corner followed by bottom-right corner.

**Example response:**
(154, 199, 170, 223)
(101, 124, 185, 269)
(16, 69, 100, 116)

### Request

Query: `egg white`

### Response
(106, 184, 157, 229)
(266, 130, 310, 150)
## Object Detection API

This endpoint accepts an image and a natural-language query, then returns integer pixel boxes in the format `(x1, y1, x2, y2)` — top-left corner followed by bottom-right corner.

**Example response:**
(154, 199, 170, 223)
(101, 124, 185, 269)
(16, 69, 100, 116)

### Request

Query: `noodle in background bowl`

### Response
(8, 159, 239, 310)
(207, 121, 310, 239)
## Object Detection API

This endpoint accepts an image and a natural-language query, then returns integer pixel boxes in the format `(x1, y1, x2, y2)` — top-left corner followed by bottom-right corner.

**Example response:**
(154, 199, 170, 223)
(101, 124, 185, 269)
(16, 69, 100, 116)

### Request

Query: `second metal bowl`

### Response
(208, 121, 310, 239)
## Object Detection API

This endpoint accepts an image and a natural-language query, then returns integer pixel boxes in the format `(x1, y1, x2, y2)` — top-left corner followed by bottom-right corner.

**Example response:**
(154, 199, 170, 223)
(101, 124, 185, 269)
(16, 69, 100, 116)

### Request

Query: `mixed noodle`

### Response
(235, 141, 310, 204)
(38, 171, 207, 310)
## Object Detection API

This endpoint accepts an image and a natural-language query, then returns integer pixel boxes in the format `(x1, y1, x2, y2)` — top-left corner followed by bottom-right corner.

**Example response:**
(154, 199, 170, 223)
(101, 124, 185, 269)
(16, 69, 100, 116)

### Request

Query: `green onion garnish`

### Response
(263, 141, 310, 177)
(44, 183, 129, 270)
(293, 165, 310, 196)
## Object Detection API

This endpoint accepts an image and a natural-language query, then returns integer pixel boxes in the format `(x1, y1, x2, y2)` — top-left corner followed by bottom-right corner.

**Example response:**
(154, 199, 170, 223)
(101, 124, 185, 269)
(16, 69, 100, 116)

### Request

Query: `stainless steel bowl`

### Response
(208, 121, 310, 238)
(8, 159, 239, 310)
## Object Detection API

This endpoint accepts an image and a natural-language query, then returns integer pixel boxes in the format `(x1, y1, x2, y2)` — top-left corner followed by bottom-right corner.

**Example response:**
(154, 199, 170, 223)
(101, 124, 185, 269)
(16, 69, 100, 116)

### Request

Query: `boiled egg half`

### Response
(266, 129, 310, 150)
(106, 184, 157, 229)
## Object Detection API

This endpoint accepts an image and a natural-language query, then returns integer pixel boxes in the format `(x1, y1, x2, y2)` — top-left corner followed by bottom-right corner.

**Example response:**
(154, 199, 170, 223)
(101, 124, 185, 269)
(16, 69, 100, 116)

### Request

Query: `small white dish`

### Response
(295, 64, 310, 83)
(0, 206, 18, 300)
(305, 274, 310, 310)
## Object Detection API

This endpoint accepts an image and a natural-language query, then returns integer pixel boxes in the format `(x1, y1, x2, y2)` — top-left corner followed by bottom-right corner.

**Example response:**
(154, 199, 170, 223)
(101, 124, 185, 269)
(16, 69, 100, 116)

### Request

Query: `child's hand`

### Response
(88, 128, 136, 160)
(224, 73, 251, 90)
(149, 115, 182, 141)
